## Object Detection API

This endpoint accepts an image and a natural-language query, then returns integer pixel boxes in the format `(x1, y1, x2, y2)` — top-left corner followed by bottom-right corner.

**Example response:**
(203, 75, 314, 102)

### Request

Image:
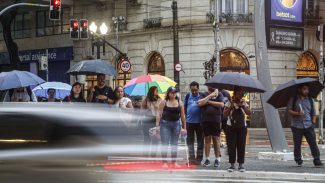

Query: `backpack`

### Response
(184, 92, 203, 115)
(291, 96, 314, 119)
(230, 107, 246, 128)
(8, 88, 33, 102)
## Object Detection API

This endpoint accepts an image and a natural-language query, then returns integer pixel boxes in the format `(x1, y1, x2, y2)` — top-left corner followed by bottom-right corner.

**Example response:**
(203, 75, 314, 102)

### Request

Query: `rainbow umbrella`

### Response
(124, 75, 177, 96)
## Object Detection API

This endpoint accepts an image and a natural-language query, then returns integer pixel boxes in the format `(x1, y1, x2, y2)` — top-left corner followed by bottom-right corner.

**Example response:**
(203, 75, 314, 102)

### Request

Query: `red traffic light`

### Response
(54, 0, 60, 6)
(50, 0, 61, 20)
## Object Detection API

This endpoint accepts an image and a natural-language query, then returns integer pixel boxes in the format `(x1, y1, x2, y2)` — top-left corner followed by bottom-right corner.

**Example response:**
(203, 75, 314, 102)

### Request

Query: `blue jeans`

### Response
(160, 120, 181, 163)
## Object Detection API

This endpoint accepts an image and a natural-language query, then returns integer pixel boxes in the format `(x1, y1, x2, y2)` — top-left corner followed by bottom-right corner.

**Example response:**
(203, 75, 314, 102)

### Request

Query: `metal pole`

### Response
(254, 0, 289, 152)
(46, 49, 49, 82)
(0, 3, 49, 16)
(172, 0, 180, 91)
(96, 41, 100, 59)
(319, 24, 324, 144)
(214, 0, 220, 74)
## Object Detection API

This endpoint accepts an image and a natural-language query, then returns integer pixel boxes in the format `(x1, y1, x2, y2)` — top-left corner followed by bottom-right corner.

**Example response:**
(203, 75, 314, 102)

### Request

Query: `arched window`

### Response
(220, 49, 250, 74)
(297, 51, 319, 78)
(147, 52, 165, 76)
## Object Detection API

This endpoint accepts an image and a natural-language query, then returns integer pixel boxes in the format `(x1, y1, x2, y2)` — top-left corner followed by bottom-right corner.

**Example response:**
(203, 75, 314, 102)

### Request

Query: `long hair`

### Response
(69, 82, 84, 100)
(147, 86, 160, 102)
(113, 86, 125, 103)
(165, 87, 179, 101)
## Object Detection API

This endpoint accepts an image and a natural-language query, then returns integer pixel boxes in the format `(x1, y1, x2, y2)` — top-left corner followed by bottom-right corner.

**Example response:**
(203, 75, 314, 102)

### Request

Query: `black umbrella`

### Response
(66, 59, 117, 76)
(267, 77, 324, 109)
(205, 72, 266, 93)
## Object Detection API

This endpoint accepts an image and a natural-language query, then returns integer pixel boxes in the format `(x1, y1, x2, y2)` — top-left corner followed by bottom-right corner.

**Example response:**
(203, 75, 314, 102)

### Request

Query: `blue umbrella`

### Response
(0, 70, 45, 91)
(32, 82, 72, 99)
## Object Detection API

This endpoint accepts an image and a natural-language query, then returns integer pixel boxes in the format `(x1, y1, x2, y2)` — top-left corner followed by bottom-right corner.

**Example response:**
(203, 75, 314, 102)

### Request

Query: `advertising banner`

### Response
(271, 0, 303, 23)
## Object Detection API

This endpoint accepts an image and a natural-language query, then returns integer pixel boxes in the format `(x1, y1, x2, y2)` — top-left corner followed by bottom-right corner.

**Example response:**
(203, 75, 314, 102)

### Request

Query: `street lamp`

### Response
(100, 23, 108, 35)
(89, 21, 97, 34)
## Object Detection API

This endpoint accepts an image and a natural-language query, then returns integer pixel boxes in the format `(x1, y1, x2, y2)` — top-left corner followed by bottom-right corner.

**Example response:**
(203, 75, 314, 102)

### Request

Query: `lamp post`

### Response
(89, 22, 109, 59)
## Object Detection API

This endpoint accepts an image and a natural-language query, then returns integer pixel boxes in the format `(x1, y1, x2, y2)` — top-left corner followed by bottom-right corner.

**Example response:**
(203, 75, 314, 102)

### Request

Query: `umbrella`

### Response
(0, 70, 45, 91)
(205, 72, 266, 93)
(66, 59, 117, 76)
(267, 77, 324, 109)
(32, 82, 72, 99)
(124, 75, 177, 96)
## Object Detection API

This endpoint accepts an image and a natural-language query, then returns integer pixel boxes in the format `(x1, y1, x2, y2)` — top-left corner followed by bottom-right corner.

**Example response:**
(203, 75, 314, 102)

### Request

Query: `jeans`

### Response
(142, 116, 159, 157)
(160, 120, 181, 163)
(186, 123, 204, 162)
(291, 126, 320, 163)
(227, 126, 247, 164)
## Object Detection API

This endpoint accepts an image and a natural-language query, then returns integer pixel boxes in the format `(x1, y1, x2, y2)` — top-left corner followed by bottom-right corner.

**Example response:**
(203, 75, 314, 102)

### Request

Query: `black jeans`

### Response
(227, 126, 247, 164)
(291, 126, 320, 162)
(142, 117, 159, 157)
(186, 123, 204, 162)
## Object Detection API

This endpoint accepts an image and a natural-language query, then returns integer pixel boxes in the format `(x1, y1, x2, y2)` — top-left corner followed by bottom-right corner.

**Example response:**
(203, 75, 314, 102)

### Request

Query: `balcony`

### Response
(143, 18, 162, 29)
(206, 12, 253, 25)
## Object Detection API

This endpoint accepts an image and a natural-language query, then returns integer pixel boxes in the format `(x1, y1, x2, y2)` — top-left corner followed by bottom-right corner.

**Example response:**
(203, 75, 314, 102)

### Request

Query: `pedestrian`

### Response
(156, 86, 187, 168)
(198, 86, 224, 167)
(88, 74, 114, 104)
(287, 84, 323, 167)
(184, 81, 204, 165)
(220, 89, 231, 146)
(3, 87, 37, 102)
(141, 86, 161, 157)
(223, 87, 251, 172)
(44, 88, 60, 102)
(112, 86, 133, 109)
(63, 82, 86, 102)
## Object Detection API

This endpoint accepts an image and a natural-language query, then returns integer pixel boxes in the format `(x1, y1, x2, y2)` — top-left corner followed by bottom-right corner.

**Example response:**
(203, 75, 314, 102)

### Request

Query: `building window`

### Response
(11, 12, 31, 39)
(36, 8, 70, 37)
(220, 49, 250, 74)
(213, 0, 249, 15)
(148, 52, 165, 76)
(297, 51, 319, 78)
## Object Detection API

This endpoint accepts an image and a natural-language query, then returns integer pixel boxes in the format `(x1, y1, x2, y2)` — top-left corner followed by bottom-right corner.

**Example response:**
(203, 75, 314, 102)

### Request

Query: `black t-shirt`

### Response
(63, 96, 86, 103)
(201, 92, 224, 123)
(90, 86, 114, 103)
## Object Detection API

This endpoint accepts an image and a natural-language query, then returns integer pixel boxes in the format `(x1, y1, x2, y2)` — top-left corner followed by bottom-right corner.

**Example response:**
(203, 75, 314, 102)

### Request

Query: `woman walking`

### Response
(223, 87, 251, 172)
(142, 86, 161, 157)
(156, 87, 186, 168)
(112, 86, 133, 109)
(63, 82, 86, 103)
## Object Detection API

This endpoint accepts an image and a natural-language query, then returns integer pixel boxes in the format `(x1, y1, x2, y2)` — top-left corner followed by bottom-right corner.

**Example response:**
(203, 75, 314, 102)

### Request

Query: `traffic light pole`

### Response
(213, 0, 220, 74)
(319, 24, 324, 144)
(172, 0, 180, 91)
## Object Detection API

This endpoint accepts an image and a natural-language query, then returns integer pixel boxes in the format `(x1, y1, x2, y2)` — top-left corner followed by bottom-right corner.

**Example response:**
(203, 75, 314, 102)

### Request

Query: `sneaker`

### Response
(238, 165, 246, 172)
(162, 163, 169, 169)
(297, 160, 303, 167)
(203, 159, 211, 167)
(314, 161, 324, 168)
(228, 165, 235, 172)
(214, 159, 220, 167)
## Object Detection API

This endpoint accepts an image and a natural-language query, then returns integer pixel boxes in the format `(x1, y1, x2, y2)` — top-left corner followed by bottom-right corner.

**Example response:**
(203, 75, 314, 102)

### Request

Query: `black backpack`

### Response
(230, 107, 246, 128)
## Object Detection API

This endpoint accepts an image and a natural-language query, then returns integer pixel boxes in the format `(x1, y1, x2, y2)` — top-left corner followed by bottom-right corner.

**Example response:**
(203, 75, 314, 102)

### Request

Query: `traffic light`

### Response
(80, 19, 89, 40)
(70, 19, 79, 40)
(49, 0, 61, 20)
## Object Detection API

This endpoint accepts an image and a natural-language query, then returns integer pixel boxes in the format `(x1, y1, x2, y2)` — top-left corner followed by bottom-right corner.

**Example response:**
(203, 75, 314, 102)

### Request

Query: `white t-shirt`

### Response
(113, 97, 132, 108)
(225, 101, 249, 127)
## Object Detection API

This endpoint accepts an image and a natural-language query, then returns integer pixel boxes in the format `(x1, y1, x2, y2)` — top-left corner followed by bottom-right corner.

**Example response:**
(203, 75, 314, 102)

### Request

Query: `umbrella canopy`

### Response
(66, 59, 117, 76)
(0, 70, 45, 91)
(205, 72, 266, 93)
(32, 82, 72, 99)
(124, 75, 177, 96)
(267, 77, 324, 109)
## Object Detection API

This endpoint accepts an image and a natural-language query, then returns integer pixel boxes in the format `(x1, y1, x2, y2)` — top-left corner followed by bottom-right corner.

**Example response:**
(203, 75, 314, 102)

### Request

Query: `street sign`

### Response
(120, 59, 131, 72)
(39, 56, 48, 70)
(267, 26, 304, 51)
(175, 63, 182, 72)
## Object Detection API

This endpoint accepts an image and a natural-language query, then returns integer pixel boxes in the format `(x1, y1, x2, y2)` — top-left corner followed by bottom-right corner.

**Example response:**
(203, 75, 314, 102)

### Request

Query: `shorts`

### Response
(201, 122, 221, 137)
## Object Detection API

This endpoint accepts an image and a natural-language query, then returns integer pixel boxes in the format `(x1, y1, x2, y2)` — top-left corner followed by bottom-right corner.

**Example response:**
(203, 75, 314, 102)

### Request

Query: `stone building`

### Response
(0, 0, 323, 126)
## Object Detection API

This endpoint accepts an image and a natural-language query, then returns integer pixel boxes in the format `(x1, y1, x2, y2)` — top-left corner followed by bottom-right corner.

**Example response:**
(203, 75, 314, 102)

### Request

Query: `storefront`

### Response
(0, 46, 73, 84)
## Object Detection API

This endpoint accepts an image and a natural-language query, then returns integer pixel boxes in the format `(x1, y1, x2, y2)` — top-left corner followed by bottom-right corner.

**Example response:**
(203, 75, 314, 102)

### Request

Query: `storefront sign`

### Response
(271, 0, 303, 23)
(268, 26, 303, 50)
(0, 47, 73, 65)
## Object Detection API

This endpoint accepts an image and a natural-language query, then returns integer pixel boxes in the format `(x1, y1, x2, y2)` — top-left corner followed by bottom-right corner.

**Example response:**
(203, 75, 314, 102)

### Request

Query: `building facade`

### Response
(0, 0, 323, 127)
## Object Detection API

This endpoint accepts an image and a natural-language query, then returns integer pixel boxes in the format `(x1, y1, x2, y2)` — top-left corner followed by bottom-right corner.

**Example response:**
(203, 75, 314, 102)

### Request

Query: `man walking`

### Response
(184, 81, 204, 165)
(198, 86, 224, 167)
(88, 74, 114, 104)
(287, 84, 323, 167)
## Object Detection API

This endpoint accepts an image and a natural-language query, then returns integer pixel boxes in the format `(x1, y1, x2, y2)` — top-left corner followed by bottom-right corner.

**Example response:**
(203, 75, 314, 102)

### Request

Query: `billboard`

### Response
(267, 26, 304, 51)
(271, 0, 303, 23)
